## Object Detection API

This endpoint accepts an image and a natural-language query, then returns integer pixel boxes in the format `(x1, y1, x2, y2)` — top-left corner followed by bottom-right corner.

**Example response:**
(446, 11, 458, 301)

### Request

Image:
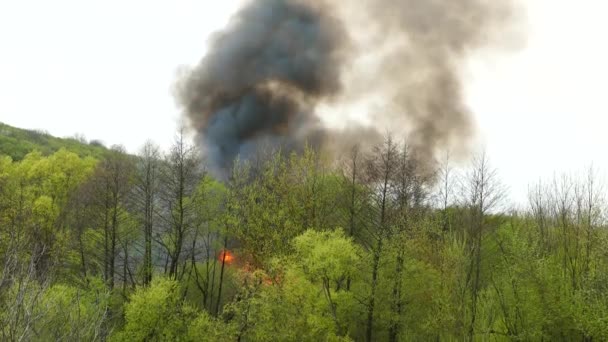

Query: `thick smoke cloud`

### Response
(176, 0, 348, 172)
(176, 0, 519, 172)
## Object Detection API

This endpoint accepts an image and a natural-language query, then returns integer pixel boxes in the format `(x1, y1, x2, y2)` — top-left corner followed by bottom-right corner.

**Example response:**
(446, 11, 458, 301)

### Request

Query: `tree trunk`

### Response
(389, 249, 405, 342)
(215, 237, 229, 315)
(366, 244, 381, 342)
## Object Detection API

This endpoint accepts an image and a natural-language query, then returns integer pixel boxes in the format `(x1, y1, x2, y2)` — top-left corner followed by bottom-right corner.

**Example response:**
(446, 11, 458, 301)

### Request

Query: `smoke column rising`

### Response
(358, 0, 518, 160)
(176, 0, 520, 172)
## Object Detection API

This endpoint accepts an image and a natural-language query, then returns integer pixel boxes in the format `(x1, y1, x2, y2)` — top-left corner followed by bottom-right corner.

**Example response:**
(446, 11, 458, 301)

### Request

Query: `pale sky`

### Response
(1, 0, 607, 204)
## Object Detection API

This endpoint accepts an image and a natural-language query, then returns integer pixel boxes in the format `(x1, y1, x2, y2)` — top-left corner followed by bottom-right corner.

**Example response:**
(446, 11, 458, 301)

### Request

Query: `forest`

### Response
(1, 129, 608, 341)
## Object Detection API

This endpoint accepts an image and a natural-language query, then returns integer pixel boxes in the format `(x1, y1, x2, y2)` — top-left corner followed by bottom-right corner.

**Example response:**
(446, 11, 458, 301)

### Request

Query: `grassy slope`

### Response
(0, 122, 108, 160)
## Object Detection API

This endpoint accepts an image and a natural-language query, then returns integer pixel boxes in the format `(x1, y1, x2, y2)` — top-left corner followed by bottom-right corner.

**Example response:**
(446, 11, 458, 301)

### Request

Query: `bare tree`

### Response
(342, 145, 363, 239)
(437, 150, 455, 233)
(85, 146, 134, 289)
(132, 141, 161, 286)
(0, 227, 51, 342)
(461, 150, 505, 341)
(339, 145, 370, 291)
(387, 140, 434, 342)
(581, 166, 604, 278)
(528, 180, 550, 250)
(363, 134, 399, 342)
(67, 184, 96, 280)
(159, 130, 203, 280)
(549, 173, 576, 288)
(549, 167, 605, 290)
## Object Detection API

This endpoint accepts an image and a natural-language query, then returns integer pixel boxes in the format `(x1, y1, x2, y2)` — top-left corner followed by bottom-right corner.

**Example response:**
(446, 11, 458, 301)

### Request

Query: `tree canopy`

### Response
(2, 130, 608, 341)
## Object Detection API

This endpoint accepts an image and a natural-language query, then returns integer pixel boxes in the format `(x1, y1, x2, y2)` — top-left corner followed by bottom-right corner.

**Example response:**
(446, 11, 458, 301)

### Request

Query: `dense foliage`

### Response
(1, 130, 608, 341)
(0, 122, 108, 161)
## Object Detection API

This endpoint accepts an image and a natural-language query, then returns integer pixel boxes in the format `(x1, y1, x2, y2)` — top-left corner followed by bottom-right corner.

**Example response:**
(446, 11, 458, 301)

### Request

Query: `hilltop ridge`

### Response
(0, 122, 108, 160)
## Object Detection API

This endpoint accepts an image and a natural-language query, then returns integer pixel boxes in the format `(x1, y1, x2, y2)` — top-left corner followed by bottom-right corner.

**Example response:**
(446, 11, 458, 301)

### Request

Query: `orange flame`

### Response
(219, 249, 235, 265)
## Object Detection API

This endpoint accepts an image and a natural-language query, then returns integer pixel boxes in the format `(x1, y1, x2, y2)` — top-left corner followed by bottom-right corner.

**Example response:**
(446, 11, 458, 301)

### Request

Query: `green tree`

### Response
(112, 278, 196, 341)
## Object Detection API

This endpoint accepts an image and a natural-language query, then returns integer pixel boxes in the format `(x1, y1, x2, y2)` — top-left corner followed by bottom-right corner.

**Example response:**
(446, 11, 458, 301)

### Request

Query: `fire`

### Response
(219, 249, 235, 265)
(220, 251, 280, 286)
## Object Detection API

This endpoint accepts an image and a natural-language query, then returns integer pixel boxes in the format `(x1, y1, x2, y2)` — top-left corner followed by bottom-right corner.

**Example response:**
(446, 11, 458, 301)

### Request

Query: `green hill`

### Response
(0, 122, 108, 161)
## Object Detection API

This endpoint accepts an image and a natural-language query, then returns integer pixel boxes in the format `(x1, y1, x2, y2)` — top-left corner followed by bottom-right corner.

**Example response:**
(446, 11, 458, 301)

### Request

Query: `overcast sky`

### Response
(1, 0, 607, 204)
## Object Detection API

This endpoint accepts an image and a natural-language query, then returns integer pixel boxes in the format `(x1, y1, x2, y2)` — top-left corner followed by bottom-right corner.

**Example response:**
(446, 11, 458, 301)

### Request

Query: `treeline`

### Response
(0, 122, 108, 161)
(1, 132, 608, 341)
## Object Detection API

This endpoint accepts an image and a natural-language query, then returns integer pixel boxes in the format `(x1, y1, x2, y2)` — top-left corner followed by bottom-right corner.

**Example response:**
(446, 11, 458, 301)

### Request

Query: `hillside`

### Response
(3, 136, 608, 340)
(0, 122, 108, 160)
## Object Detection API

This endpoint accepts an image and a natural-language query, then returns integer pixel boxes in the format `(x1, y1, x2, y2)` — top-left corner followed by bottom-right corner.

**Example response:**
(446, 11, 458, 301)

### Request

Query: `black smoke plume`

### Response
(176, 0, 520, 172)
